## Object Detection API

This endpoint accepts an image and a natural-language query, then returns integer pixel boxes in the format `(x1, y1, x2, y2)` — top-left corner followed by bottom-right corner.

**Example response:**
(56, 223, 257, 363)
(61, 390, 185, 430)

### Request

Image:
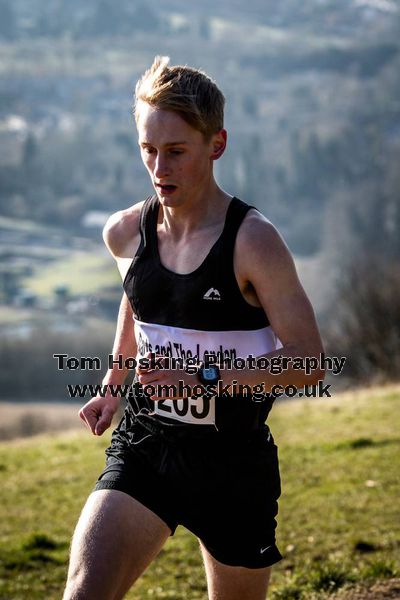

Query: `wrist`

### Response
(102, 369, 129, 387)
(196, 362, 221, 386)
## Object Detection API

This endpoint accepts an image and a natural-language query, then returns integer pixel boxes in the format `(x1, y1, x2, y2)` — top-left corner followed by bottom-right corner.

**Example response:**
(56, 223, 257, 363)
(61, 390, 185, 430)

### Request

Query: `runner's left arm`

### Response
(218, 210, 325, 392)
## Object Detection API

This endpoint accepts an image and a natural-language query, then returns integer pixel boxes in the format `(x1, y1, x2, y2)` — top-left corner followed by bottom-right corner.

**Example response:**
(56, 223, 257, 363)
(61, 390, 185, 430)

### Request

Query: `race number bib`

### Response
(154, 395, 216, 425)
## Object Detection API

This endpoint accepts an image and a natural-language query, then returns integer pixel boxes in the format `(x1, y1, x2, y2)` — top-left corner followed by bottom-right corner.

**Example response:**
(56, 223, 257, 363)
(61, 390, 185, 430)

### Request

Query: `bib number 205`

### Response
(154, 396, 215, 424)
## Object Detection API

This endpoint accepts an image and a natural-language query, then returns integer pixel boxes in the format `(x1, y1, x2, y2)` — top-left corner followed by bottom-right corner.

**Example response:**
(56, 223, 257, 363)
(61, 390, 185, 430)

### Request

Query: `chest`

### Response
(156, 229, 259, 308)
(156, 227, 220, 275)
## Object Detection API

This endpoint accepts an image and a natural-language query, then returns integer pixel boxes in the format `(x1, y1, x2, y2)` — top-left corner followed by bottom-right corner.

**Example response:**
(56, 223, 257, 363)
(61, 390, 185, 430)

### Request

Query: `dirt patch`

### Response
(331, 579, 400, 599)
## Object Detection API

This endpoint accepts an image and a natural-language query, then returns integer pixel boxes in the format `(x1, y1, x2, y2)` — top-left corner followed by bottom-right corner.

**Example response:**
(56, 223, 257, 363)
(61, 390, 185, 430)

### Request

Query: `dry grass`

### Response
(0, 401, 124, 441)
(0, 401, 85, 441)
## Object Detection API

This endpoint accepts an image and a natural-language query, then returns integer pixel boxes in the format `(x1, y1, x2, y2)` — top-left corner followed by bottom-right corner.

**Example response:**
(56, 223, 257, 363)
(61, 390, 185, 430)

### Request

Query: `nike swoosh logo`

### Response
(260, 545, 272, 554)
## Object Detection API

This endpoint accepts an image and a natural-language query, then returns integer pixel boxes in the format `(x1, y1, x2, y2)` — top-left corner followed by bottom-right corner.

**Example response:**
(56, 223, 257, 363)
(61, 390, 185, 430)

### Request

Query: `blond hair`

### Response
(134, 56, 225, 140)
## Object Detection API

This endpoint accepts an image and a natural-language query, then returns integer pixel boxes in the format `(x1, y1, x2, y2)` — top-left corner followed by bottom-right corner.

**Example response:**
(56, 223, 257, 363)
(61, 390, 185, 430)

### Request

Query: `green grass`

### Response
(0, 385, 399, 599)
(24, 250, 120, 297)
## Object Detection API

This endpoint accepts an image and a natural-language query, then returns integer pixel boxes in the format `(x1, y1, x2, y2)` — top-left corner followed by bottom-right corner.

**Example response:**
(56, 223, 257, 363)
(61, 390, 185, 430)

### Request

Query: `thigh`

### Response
(199, 541, 272, 600)
(183, 431, 282, 570)
(64, 489, 171, 600)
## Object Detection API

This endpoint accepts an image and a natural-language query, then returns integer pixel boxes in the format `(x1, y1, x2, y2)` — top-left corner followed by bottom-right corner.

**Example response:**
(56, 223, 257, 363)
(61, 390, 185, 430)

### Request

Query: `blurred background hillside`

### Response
(0, 0, 399, 405)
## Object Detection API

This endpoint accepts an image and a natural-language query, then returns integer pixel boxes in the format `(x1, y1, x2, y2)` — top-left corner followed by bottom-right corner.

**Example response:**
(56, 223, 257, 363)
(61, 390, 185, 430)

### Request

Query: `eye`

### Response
(142, 147, 156, 154)
(170, 149, 183, 155)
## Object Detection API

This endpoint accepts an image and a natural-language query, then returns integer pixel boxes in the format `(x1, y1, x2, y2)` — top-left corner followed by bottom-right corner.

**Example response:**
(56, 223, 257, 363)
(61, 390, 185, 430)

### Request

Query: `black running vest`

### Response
(123, 195, 281, 431)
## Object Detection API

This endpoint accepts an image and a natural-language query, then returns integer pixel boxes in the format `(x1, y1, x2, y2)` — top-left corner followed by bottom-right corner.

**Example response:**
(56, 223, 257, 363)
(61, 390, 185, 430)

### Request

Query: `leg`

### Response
(199, 541, 272, 600)
(63, 489, 171, 600)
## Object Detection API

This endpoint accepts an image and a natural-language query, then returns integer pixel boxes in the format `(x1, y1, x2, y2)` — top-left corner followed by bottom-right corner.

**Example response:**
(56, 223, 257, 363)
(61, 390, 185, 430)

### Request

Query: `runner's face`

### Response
(137, 102, 215, 206)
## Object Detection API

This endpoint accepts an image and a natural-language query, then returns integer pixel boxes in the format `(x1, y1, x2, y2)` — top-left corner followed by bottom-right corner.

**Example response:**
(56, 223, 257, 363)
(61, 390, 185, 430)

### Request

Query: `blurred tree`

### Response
(324, 144, 400, 383)
(243, 94, 258, 117)
(326, 256, 400, 381)
(199, 17, 211, 40)
(23, 132, 37, 168)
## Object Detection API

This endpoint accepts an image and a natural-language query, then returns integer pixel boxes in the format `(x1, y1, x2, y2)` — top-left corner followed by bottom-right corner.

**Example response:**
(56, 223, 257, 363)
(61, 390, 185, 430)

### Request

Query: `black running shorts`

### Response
(93, 405, 282, 569)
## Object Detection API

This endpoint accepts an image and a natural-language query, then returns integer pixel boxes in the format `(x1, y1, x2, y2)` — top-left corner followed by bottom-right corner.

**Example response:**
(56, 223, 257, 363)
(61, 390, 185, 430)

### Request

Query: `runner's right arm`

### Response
(78, 292, 136, 435)
(79, 204, 143, 436)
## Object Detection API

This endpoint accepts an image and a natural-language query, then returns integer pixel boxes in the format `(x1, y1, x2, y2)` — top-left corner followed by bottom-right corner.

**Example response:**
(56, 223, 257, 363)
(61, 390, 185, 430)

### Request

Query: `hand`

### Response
(136, 352, 198, 400)
(79, 393, 120, 436)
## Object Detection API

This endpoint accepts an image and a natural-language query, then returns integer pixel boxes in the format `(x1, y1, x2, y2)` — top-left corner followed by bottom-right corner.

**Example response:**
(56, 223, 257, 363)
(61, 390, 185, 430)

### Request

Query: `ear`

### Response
(210, 129, 227, 160)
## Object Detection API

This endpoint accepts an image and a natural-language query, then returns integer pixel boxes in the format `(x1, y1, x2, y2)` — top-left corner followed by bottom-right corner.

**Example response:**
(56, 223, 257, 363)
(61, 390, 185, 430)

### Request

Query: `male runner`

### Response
(63, 56, 324, 600)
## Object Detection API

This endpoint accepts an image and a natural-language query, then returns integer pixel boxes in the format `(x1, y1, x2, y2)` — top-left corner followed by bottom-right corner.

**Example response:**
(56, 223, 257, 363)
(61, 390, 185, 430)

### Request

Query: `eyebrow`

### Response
(139, 141, 188, 147)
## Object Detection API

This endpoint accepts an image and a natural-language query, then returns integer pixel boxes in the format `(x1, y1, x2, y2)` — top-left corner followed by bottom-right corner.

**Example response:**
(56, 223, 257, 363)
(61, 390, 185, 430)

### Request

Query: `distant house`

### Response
(54, 285, 70, 303)
(81, 211, 110, 229)
(0, 267, 21, 304)
(0, 116, 28, 167)
(14, 289, 37, 308)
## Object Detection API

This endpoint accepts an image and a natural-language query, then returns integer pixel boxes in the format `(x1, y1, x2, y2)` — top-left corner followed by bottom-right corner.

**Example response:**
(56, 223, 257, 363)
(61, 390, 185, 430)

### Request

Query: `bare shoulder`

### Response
(236, 208, 296, 276)
(103, 200, 145, 259)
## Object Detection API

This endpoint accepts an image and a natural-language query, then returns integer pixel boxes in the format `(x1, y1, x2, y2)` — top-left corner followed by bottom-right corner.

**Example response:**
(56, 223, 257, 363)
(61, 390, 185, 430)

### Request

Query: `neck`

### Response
(158, 181, 232, 238)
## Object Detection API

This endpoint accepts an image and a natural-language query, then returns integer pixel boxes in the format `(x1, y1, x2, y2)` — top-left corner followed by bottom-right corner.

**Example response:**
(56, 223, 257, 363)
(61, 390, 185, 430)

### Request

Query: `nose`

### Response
(154, 152, 171, 179)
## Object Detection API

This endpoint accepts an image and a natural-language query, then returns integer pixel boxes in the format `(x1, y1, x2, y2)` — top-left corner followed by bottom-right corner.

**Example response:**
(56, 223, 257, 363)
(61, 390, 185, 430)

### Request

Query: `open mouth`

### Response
(156, 184, 177, 193)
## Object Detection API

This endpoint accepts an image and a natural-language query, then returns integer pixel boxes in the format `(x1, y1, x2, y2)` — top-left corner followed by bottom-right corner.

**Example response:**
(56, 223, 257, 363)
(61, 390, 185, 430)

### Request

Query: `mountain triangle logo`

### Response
(203, 288, 221, 301)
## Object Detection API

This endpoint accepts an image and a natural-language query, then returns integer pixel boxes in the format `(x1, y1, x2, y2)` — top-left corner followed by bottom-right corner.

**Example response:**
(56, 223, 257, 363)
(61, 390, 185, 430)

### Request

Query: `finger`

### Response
(138, 371, 162, 385)
(95, 407, 113, 436)
(137, 353, 169, 374)
(80, 406, 99, 435)
(149, 390, 187, 401)
(148, 382, 187, 401)
(136, 352, 154, 374)
(150, 393, 176, 401)
(78, 407, 92, 431)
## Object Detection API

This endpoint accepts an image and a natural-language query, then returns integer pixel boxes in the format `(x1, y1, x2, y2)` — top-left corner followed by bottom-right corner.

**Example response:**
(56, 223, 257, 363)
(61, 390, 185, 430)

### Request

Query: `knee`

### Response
(63, 580, 81, 600)
(63, 566, 103, 600)
(63, 571, 88, 600)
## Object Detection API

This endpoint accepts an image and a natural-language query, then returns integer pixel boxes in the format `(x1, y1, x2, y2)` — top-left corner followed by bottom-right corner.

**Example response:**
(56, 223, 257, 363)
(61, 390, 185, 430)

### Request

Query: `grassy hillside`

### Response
(23, 249, 119, 297)
(0, 385, 399, 599)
